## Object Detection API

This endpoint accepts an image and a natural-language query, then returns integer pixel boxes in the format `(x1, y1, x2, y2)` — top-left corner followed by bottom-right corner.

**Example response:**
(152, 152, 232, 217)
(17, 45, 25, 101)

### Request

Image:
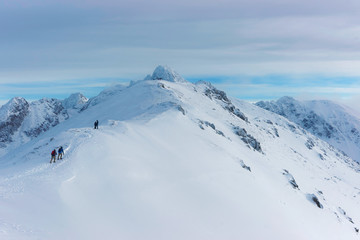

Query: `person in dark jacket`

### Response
(58, 146, 64, 160)
(50, 149, 57, 163)
(94, 120, 99, 129)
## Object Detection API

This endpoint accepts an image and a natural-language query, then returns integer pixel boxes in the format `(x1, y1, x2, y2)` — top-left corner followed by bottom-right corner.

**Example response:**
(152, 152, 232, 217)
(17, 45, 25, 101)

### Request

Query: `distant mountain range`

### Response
(256, 96, 360, 163)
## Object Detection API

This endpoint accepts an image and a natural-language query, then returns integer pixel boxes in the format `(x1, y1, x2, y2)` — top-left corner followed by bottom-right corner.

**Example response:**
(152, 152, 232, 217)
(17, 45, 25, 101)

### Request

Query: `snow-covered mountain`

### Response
(62, 93, 88, 110)
(256, 96, 360, 163)
(0, 66, 359, 240)
(0, 93, 89, 157)
(0, 97, 69, 156)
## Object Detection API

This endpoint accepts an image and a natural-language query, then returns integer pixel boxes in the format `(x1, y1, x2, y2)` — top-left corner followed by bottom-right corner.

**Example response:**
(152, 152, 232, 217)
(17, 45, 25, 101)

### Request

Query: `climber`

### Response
(58, 146, 64, 160)
(94, 120, 99, 129)
(50, 149, 57, 163)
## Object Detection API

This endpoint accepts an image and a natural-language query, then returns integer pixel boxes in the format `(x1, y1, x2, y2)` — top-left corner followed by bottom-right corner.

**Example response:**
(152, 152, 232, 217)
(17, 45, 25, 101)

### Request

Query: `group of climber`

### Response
(50, 146, 64, 163)
(50, 120, 100, 163)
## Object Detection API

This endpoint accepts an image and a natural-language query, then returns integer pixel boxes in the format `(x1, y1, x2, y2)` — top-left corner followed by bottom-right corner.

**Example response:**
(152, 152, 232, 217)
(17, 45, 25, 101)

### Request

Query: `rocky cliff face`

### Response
(22, 98, 69, 138)
(0, 97, 29, 146)
(0, 97, 69, 151)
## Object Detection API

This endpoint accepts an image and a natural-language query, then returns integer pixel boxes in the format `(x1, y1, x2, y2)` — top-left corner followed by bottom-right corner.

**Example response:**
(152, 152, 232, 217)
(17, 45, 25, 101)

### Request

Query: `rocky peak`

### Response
(0, 97, 29, 122)
(62, 93, 88, 109)
(148, 65, 186, 83)
(0, 97, 30, 145)
(277, 96, 296, 104)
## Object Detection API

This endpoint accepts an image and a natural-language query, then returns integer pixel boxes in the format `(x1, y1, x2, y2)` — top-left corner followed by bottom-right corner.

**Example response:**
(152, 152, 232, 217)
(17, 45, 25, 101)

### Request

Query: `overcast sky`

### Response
(1, 0, 360, 108)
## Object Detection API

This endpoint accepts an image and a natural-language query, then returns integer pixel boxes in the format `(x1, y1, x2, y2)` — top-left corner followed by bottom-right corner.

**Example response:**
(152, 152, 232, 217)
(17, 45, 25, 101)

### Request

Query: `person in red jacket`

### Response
(50, 149, 57, 163)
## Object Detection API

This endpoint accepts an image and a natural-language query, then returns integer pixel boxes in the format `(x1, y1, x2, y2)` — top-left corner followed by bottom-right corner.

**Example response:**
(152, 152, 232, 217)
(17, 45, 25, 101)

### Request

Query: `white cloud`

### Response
(1, 0, 360, 102)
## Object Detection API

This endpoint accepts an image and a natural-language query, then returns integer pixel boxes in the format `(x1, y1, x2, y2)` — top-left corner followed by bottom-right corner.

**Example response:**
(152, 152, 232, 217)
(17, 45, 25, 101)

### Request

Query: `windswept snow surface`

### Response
(0, 66, 360, 239)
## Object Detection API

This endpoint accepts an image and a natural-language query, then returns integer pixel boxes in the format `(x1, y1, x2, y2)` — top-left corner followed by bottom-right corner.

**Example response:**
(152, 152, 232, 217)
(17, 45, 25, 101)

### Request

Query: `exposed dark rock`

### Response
(305, 138, 315, 150)
(204, 87, 230, 103)
(158, 83, 166, 89)
(287, 123, 297, 132)
(338, 207, 355, 224)
(224, 104, 248, 122)
(273, 128, 279, 137)
(200, 81, 248, 122)
(198, 120, 225, 137)
(239, 159, 251, 172)
(306, 194, 323, 209)
(283, 169, 299, 189)
(233, 126, 262, 152)
(177, 105, 186, 115)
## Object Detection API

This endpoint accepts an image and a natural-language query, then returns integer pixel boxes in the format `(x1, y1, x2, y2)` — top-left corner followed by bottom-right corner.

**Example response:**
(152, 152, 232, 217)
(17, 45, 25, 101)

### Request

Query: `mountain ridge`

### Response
(256, 96, 360, 163)
(0, 66, 359, 239)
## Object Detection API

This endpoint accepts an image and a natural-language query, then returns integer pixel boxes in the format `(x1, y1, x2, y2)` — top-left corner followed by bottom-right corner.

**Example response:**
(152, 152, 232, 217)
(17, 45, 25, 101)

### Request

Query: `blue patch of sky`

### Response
(186, 74, 360, 101)
(0, 77, 130, 102)
(1, 74, 360, 104)
(188, 74, 360, 86)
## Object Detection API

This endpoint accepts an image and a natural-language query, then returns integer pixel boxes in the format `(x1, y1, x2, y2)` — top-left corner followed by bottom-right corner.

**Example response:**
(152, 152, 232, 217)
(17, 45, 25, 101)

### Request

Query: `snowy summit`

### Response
(145, 65, 186, 83)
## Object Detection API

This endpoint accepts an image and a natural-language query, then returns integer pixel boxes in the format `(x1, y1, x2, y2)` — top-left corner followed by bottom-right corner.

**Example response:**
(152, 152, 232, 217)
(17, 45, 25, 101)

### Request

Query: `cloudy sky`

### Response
(1, 0, 360, 108)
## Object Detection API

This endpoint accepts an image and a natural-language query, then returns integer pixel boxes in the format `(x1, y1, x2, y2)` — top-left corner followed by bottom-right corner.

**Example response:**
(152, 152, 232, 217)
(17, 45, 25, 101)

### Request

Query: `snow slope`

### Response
(256, 97, 360, 163)
(0, 66, 359, 240)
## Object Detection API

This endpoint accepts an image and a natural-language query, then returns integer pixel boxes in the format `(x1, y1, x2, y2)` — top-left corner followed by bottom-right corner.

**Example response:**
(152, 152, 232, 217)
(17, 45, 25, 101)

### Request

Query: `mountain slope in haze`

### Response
(0, 66, 359, 240)
(256, 96, 360, 163)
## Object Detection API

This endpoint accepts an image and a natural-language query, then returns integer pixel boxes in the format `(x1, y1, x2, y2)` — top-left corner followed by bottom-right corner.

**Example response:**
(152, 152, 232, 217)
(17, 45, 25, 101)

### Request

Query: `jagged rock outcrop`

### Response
(197, 81, 248, 122)
(283, 169, 299, 189)
(233, 126, 262, 152)
(306, 193, 323, 209)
